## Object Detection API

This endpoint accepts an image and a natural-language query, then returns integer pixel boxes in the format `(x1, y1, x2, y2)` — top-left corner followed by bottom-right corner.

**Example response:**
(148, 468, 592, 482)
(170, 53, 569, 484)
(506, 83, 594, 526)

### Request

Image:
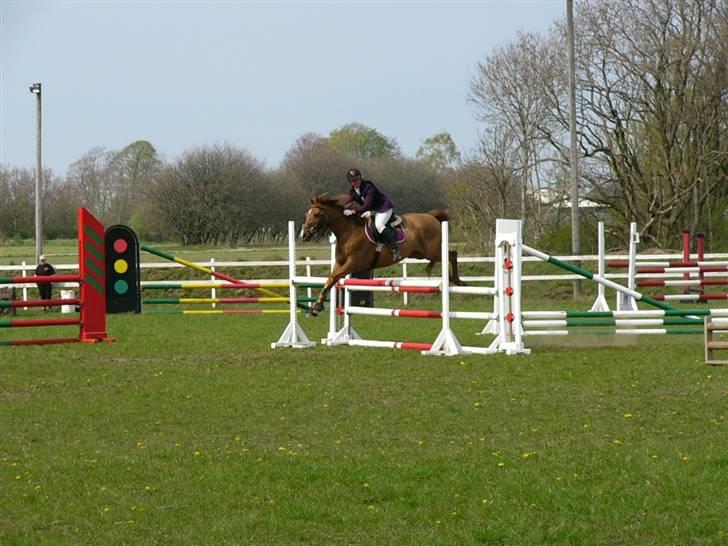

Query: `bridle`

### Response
(301, 204, 328, 239)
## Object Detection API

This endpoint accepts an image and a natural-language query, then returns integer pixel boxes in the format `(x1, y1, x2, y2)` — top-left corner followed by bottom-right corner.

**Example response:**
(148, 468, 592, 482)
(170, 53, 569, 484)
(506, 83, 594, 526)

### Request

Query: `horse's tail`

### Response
(427, 209, 449, 223)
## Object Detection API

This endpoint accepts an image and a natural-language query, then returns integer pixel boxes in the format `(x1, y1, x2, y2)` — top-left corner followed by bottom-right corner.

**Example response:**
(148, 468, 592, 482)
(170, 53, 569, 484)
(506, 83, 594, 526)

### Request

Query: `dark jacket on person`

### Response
(35, 261, 55, 301)
(346, 179, 394, 216)
(35, 263, 55, 277)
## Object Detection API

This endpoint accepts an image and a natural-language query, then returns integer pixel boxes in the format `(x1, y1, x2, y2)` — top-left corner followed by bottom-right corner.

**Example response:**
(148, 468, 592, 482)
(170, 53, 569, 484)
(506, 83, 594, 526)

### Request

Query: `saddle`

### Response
(364, 215, 406, 246)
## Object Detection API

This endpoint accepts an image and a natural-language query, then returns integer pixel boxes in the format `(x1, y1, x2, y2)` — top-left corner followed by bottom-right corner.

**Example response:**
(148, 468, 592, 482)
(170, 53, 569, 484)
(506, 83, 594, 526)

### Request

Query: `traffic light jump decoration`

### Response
(105, 225, 141, 313)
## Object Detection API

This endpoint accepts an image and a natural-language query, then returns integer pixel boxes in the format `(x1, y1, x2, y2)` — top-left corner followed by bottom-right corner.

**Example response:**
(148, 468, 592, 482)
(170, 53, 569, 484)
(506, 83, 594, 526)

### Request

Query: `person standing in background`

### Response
(35, 254, 55, 312)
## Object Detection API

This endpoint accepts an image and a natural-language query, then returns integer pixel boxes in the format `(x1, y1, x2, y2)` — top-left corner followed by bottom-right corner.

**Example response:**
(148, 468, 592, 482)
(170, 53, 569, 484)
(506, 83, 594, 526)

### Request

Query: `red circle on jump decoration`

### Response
(113, 239, 128, 253)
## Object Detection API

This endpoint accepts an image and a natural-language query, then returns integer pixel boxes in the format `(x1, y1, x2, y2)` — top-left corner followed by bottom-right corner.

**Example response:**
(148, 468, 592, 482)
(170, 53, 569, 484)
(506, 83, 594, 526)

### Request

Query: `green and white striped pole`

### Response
(521, 244, 681, 313)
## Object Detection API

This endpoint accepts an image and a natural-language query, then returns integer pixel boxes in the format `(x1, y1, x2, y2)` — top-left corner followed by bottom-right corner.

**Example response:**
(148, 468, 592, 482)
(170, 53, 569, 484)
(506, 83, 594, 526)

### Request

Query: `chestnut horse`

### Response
(300, 195, 464, 317)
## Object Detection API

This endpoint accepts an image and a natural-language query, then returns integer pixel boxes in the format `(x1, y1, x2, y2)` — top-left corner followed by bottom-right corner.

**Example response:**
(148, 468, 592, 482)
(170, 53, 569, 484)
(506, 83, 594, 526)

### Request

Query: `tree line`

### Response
(2, 0, 726, 252)
(0, 123, 459, 246)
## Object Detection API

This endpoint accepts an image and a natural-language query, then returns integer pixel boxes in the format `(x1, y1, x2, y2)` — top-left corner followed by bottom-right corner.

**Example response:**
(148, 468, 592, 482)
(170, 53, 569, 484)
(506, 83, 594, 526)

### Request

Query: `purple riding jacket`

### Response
(346, 179, 394, 215)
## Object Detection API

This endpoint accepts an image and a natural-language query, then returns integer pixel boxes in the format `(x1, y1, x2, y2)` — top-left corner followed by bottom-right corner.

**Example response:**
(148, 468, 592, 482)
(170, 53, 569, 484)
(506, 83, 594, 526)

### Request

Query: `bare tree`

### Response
(469, 0, 727, 248)
(0, 166, 35, 238)
(66, 147, 115, 222)
(150, 145, 266, 245)
(468, 31, 551, 222)
(542, 0, 728, 246)
(281, 133, 351, 197)
(447, 128, 522, 253)
(0, 165, 72, 240)
(363, 157, 447, 214)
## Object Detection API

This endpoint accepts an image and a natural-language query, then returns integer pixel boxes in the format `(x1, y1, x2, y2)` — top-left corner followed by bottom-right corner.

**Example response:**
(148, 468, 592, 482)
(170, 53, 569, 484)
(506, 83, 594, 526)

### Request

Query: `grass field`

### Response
(2, 290, 727, 545)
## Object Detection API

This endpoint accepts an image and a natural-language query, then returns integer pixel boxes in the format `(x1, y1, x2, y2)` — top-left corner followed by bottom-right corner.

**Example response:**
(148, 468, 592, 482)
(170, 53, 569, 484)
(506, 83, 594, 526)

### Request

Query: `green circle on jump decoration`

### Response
(114, 279, 129, 295)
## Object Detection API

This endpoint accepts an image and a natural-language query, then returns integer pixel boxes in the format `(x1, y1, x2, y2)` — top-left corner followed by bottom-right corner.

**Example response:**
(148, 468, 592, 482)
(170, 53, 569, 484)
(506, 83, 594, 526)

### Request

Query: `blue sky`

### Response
(1, 0, 563, 175)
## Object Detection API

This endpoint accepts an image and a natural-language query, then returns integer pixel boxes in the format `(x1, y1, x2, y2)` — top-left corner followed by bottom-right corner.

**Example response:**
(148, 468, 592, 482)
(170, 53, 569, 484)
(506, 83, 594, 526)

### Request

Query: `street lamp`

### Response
(29, 82, 43, 262)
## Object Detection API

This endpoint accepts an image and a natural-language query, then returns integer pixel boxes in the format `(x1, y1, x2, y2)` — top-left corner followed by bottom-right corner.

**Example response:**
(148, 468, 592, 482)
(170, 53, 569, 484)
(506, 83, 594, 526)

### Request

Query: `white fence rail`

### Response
(4, 252, 728, 305)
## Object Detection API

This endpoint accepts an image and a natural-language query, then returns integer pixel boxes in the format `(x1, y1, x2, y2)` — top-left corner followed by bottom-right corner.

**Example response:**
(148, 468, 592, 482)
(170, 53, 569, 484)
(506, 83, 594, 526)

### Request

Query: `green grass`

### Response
(2, 294, 728, 545)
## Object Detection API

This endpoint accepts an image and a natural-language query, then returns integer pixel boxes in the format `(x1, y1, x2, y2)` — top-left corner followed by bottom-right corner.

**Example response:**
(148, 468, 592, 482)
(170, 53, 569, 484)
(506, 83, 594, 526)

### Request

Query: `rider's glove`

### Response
(342, 209, 355, 216)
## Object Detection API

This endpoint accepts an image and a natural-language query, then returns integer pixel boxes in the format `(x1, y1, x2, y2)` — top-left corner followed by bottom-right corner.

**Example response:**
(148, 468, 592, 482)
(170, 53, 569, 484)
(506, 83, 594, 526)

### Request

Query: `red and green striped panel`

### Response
(78, 208, 110, 342)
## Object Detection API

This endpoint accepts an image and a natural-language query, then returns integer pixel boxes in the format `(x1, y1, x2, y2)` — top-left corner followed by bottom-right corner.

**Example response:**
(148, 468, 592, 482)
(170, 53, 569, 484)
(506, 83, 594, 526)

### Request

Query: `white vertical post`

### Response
(479, 255, 499, 335)
(271, 221, 314, 349)
(617, 222, 639, 311)
(487, 219, 529, 355)
(402, 260, 409, 307)
(210, 257, 217, 309)
(326, 273, 361, 345)
(441, 224, 451, 333)
(305, 257, 313, 301)
(589, 222, 609, 311)
(325, 234, 339, 343)
(510, 231, 525, 351)
(422, 221, 466, 356)
(22, 260, 29, 310)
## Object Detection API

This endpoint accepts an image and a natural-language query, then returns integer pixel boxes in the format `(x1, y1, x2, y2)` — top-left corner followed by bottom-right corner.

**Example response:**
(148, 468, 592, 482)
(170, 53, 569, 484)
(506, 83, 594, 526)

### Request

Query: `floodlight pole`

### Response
(567, 0, 581, 297)
(30, 82, 43, 261)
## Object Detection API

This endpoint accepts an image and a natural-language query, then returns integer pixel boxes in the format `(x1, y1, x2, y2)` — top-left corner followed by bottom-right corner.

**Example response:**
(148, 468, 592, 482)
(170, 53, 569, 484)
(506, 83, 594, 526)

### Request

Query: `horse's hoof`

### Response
(305, 310, 318, 318)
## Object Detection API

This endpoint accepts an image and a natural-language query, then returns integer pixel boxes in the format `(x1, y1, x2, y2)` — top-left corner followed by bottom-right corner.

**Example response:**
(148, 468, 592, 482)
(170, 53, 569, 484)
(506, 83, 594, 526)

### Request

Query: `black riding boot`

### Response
(380, 227, 402, 262)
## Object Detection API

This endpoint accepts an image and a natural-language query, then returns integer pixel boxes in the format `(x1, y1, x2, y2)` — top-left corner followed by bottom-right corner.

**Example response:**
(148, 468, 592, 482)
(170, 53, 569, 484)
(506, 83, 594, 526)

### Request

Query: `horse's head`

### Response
(301, 195, 336, 241)
(301, 194, 356, 241)
(300, 198, 329, 241)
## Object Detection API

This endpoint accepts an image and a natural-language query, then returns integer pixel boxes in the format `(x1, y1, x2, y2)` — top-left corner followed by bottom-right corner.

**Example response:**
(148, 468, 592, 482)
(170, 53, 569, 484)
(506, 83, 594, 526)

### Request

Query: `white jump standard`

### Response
(324, 219, 528, 356)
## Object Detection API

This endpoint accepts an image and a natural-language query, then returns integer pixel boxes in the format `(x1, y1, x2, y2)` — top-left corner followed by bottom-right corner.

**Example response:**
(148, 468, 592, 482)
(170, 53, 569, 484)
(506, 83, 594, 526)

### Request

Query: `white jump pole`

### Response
(325, 234, 338, 344)
(325, 273, 362, 345)
(422, 221, 467, 356)
(210, 257, 217, 309)
(271, 221, 315, 349)
(617, 222, 639, 311)
(589, 222, 610, 311)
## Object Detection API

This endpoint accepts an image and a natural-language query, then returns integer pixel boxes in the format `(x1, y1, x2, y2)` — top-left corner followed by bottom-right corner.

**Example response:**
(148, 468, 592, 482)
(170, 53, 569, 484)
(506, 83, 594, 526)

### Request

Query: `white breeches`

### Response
(374, 209, 393, 234)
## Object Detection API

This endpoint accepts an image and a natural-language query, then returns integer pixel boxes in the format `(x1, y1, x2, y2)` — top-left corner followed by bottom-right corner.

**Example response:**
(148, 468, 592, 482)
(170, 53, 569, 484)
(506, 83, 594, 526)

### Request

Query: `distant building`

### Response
(530, 188, 604, 210)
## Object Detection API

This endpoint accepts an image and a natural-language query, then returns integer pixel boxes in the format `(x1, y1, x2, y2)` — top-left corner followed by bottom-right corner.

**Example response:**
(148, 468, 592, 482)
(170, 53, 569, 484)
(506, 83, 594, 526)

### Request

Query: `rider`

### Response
(342, 168, 402, 262)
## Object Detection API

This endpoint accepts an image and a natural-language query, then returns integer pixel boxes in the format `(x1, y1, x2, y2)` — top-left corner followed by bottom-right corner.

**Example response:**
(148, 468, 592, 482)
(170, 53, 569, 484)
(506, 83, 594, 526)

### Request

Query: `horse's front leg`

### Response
(307, 261, 354, 317)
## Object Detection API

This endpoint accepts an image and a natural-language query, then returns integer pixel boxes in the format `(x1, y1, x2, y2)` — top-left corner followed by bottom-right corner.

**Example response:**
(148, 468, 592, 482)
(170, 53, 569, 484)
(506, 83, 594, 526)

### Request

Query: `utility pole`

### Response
(567, 0, 581, 297)
(29, 82, 43, 262)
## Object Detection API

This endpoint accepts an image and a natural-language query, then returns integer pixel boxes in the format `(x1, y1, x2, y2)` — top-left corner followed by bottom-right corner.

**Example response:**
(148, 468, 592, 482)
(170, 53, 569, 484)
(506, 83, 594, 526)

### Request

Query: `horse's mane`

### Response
(310, 194, 345, 208)
(310, 194, 365, 226)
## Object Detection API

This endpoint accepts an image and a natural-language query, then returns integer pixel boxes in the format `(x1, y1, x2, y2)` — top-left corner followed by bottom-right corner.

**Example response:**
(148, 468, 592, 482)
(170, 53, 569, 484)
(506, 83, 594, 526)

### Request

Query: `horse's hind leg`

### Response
(449, 250, 465, 286)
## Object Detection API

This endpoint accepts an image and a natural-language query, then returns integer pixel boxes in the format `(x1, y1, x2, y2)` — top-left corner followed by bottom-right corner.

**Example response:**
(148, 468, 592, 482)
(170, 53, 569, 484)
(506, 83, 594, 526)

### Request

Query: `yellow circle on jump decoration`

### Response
(114, 259, 129, 274)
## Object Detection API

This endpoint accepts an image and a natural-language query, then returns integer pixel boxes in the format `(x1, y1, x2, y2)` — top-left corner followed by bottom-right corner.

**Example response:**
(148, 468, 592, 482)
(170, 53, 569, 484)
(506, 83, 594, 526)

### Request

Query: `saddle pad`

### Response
(365, 221, 406, 245)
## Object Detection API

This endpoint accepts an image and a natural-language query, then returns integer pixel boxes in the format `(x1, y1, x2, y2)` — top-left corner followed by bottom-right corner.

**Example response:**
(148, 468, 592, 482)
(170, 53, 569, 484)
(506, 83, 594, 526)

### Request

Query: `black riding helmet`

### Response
(346, 168, 362, 183)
